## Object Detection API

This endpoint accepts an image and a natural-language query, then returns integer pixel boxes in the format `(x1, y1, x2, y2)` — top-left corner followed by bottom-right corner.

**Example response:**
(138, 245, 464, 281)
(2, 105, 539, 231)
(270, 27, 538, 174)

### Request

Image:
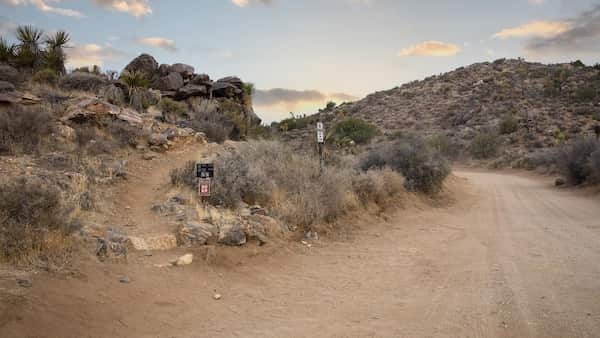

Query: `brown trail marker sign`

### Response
(198, 179, 211, 197)
(196, 163, 214, 205)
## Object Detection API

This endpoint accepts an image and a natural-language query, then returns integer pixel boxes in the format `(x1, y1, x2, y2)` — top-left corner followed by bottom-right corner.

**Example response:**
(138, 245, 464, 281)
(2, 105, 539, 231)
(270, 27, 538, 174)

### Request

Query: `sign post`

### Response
(317, 122, 325, 173)
(196, 163, 214, 207)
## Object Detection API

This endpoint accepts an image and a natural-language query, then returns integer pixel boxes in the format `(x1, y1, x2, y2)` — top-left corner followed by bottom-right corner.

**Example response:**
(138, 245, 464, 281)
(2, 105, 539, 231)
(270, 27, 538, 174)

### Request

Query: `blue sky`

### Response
(2, 0, 600, 122)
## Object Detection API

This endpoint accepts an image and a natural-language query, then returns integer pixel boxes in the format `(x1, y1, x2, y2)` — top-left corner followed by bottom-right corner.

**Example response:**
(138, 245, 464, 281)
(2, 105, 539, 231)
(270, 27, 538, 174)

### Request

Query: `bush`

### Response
(574, 87, 596, 102)
(499, 116, 519, 134)
(427, 134, 459, 159)
(160, 98, 188, 116)
(556, 138, 600, 185)
(60, 72, 107, 92)
(278, 115, 311, 132)
(360, 136, 451, 194)
(471, 132, 500, 159)
(170, 141, 404, 227)
(0, 105, 53, 154)
(0, 177, 75, 264)
(329, 118, 379, 145)
(31, 68, 58, 86)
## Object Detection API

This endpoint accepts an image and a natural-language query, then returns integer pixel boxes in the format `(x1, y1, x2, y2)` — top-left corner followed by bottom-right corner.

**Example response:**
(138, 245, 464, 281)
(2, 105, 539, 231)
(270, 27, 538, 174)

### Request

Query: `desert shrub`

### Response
(0, 64, 20, 84)
(556, 138, 600, 185)
(60, 72, 107, 92)
(0, 105, 53, 154)
(471, 132, 500, 159)
(574, 87, 596, 102)
(427, 134, 459, 159)
(248, 124, 273, 140)
(499, 116, 519, 134)
(191, 119, 230, 143)
(0, 177, 75, 264)
(160, 98, 188, 116)
(329, 118, 378, 145)
(171, 141, 404, 227)
(278, 114, 312, 132)
(31, 68, 58, 86)
(360, 136, 451, 194)
(571, 60, 586, 68)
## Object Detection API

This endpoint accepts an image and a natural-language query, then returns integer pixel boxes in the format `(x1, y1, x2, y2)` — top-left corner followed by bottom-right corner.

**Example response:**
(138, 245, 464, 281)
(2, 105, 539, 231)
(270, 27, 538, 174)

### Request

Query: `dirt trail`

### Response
(2, 170, 600, 337)
(102, 144, 205, 238)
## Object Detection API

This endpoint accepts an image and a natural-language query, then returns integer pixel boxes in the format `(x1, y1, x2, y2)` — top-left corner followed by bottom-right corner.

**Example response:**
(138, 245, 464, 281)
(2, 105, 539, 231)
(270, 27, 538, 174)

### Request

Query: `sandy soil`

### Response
(1, 169, 600, 338)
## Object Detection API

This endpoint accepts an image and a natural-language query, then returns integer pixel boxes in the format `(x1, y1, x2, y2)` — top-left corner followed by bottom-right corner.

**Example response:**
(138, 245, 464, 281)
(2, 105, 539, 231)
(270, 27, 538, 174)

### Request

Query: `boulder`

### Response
(148, 133, 169, 146)
(218, 222, 247, 246)
(217, 76, 244, 89)
(177, 222, 216, 247)
(0, 64, 20, 84)
(170, 63, 195, 79)
(0, 80, 15, 93)
(188, 97, 219, 114)
(176, 84, 209, 100)
(190, 74, 211, 85)
(101, 84, 126, 105)
(155, 72, 184, 91)
(158, 64, 171, 77)
(122, 54, 159, 81)
(62, 98, 143, 127)
(212, 81, 240, 98)
(173, 253, 194, 266)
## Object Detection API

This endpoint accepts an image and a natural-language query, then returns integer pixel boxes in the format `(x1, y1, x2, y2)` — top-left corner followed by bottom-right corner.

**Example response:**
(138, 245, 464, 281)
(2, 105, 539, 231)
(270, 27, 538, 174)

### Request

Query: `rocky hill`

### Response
(287, 59, 600, 168)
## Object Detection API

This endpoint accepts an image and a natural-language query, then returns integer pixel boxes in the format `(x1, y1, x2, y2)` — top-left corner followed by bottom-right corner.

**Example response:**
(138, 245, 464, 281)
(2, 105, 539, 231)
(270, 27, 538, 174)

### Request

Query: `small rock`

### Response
(213, 293, 222, 300)
(142, 152, 158, 160)
(218, 223, 247, 246)
(17, 278, 32, 288)
(555, 178, 566, 187)
(173, 253, 194, 266)
(119, 276, 131, 284)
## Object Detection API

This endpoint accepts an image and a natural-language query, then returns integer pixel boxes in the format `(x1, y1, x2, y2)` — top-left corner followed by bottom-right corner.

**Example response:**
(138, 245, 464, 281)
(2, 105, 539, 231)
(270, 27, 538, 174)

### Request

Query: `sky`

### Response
(2, 0, 600, 123)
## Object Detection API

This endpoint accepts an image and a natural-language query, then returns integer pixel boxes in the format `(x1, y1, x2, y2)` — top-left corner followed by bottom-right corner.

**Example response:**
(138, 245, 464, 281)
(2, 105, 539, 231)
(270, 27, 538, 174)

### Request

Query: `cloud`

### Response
(136, 37, 177, 52)
(528, 0, 544, 4)
(66, 43, 126, 68)
(0, 17, 17, 35)
(230, 0, 272, 7)
(254, 88, 358, 110)
(1, 0, 83, 17)
(398, 41, 461, 57)
(524, 5, 600, 55)
(92, 0, 152, 17)
(493, 21, 572, 39)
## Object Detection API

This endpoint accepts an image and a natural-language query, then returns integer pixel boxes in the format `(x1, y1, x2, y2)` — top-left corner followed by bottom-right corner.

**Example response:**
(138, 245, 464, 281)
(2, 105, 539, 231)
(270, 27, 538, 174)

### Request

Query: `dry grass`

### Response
(0, 105, 54, 155)
(0, 176, 78, 266)
(171, 140, 405, 227)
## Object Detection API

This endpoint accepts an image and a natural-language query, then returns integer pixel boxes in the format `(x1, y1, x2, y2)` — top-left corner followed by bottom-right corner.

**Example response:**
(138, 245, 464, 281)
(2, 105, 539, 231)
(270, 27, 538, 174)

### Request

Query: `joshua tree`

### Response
(15, 25, 44, 69)
(43, 31, 70, 74)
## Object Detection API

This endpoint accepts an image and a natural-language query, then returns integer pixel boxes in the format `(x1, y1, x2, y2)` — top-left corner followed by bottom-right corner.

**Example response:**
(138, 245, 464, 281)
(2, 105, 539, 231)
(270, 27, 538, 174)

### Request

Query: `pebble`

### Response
(119, 276, 131, 284)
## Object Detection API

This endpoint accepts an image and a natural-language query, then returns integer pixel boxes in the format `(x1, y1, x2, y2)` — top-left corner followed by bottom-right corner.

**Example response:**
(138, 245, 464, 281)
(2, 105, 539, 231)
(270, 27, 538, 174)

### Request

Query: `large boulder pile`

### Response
(118, 53, 262, 137)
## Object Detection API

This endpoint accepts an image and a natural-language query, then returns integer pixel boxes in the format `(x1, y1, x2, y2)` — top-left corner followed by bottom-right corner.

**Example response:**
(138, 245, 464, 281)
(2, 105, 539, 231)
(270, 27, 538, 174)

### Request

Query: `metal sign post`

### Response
(317, 122, 325, 173)
(196, 163, 214, 208)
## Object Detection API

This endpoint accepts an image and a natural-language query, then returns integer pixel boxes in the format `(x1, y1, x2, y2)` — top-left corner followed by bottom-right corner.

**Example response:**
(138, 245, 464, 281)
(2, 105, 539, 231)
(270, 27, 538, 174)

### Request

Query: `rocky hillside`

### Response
(294, 59, 600, 167)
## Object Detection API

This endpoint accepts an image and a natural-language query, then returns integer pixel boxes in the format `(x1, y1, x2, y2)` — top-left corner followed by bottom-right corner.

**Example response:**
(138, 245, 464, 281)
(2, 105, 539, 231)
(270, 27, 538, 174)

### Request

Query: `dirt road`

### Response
(2, 170, 600, 337)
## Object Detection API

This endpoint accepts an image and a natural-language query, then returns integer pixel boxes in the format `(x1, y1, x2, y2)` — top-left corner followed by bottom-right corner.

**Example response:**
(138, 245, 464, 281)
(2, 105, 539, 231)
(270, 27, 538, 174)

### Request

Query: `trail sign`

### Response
(198, 179, 211, 197)
(196, 163, 214, 178)
(317, 122, 324, 144)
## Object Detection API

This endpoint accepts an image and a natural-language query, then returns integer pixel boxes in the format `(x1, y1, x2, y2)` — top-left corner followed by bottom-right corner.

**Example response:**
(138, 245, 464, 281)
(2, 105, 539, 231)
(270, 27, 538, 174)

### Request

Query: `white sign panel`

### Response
(317, 123, 324, 143)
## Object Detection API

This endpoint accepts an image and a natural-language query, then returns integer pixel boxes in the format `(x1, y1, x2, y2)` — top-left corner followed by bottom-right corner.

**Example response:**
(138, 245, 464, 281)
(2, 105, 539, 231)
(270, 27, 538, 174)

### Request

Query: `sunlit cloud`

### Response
(136, 37, 177, 52)
(254, 88, 359, 122)
(92, 0, 152, 17)
(0, 0, 84, 17)
(398, 41, 461, 57)
(66, 43, 127, 68)
(230, 0, 272, 7)
(524, 5, 600, 56)
(493, 20, 572, 39)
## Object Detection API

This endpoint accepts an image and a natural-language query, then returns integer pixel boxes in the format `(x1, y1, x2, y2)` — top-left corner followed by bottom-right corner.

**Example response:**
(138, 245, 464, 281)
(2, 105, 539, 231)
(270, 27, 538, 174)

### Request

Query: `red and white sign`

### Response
(198, 179, 211, 197)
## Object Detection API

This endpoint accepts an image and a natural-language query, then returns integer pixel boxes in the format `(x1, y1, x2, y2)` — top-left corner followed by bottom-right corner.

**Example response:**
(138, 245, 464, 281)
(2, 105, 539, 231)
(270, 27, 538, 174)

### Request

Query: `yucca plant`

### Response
(42, 31, 70, 74)
(120, 70, 150, 107)
(0, 37, 16, 63)
(15, 25, 44, 69)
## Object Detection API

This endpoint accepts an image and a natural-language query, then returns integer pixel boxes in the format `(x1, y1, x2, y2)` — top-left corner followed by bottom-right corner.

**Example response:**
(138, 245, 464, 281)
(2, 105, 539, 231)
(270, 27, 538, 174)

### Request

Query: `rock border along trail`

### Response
(1, 170, 600, 337)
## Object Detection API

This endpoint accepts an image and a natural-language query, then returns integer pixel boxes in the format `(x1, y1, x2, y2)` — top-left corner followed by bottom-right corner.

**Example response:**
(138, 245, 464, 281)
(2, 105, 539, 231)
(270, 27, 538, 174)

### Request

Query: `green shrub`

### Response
(329, 118, 378, 145)
(360, 136, 451, 194)
(556, 138, 600, 185)
(574, 87, 596, 102)
(427, 134, 459, 159)
(31, 68, 58, 86)
(160, 98, 188, 116)
(278, 115, 311, 132)
(571, 60, 586, 68)
(499, 116, 519, 134)
(471, 132, 500, 159)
